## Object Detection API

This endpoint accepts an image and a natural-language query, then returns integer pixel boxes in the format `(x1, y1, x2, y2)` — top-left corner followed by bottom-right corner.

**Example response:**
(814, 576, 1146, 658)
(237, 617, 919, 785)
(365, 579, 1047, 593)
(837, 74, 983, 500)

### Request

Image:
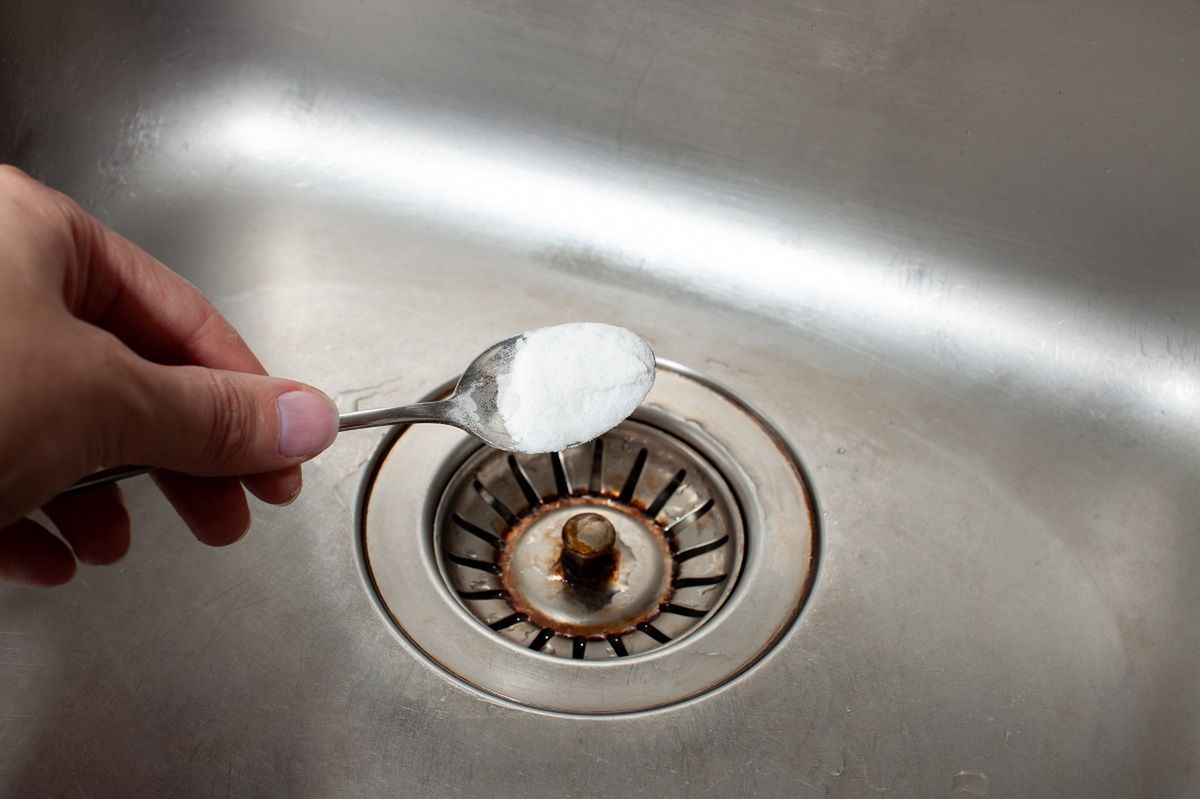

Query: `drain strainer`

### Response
(359, 363, 817, 714)
(438, 420, 743, 659)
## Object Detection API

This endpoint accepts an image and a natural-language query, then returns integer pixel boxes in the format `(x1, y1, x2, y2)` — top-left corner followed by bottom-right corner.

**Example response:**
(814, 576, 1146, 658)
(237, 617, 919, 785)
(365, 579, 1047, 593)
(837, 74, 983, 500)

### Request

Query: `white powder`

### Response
(496, 323, 655, 453)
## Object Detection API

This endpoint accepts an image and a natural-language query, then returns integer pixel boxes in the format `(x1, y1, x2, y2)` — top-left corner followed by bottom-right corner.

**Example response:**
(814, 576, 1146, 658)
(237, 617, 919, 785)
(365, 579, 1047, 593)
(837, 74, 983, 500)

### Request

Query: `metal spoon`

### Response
(62, 334, 524, 495)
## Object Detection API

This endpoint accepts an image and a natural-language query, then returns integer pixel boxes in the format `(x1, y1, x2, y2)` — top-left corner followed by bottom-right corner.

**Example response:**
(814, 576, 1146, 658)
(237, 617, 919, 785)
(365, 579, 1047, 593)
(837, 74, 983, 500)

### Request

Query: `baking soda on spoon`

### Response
(494, 323, 655, 453)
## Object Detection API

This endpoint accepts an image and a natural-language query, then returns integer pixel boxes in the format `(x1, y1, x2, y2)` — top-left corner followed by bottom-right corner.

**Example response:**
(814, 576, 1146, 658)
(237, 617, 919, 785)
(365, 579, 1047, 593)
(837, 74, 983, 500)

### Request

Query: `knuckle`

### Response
(0, 166, 81, 263)
(0, 163, 30, 186)
(199, 371, 255, 470)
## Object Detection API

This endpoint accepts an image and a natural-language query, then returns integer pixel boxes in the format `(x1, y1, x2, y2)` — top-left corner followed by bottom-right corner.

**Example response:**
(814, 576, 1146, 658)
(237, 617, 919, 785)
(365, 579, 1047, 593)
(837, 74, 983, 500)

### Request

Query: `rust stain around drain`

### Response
(496, 496, 675, 638)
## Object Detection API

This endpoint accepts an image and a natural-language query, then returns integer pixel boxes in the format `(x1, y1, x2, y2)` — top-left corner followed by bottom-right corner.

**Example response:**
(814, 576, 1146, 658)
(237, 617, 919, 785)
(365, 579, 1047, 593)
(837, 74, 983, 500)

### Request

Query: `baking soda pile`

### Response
(496, 323, 655, 453)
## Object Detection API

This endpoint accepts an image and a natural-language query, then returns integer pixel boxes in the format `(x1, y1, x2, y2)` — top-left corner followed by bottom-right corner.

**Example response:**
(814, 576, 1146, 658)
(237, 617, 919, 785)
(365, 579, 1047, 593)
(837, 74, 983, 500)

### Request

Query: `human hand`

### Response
(0, 166, 339, 587)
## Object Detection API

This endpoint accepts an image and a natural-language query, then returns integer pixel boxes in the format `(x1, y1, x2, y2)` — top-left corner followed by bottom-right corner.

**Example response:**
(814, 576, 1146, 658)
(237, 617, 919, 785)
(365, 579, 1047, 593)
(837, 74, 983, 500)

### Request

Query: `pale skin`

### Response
(0, 166, 339, 587)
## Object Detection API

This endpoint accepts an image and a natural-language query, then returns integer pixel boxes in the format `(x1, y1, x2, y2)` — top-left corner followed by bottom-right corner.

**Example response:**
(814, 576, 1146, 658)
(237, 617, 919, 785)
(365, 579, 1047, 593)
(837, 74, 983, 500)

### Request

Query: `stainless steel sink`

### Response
(3, 1, 1198, 796)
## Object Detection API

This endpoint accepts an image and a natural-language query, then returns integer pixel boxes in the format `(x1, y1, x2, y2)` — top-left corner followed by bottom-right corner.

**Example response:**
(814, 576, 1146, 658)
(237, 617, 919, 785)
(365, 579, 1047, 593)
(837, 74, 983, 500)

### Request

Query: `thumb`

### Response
(116, 361, 339, 476)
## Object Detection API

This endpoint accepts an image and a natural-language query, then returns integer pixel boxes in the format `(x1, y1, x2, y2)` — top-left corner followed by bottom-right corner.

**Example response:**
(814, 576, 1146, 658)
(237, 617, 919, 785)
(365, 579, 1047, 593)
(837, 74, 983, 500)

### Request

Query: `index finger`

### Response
(71, 207, 263, 372)
(1, 167, 263, 372)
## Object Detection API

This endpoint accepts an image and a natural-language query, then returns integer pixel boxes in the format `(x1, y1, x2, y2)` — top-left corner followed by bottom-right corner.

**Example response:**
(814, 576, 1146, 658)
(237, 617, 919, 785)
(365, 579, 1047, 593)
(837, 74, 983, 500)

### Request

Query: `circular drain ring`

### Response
(358, 362, 818, 714)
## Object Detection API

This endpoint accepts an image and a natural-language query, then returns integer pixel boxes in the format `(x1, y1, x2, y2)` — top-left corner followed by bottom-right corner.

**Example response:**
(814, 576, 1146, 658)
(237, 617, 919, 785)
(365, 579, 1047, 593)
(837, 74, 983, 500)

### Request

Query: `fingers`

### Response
(0, 169, 330, 558)
(0, 473, 249, 588)
(0, 518, 76, 587)
(42, 483, 131, 565)
(155, 468, 302, 552)
(0, 484, 130, 588)
(86, 246, 263, 371)
(152, 472, 250, 547)
(242, 466, 303, 506)
(0, 170, 261, 373)
(107, 361, 338, 477)
(59, 199, 327, 510)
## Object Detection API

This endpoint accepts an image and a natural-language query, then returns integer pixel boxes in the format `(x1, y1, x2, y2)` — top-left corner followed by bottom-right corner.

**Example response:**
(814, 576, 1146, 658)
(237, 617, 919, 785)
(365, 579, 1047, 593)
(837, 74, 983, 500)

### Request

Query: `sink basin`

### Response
(3, 1, 1198, 795)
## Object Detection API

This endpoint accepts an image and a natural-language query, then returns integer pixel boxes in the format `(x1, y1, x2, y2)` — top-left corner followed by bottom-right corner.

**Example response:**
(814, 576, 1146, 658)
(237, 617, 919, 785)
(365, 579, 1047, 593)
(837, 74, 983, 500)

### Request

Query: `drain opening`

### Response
(360, 363, 817, 714)
(437, 420, 744, 659)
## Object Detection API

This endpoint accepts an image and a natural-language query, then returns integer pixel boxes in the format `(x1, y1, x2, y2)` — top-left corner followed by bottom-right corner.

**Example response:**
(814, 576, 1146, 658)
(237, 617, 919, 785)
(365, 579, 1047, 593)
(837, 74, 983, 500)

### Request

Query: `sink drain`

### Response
(437, 419, 743, 659)
(358, 363, 817, 714)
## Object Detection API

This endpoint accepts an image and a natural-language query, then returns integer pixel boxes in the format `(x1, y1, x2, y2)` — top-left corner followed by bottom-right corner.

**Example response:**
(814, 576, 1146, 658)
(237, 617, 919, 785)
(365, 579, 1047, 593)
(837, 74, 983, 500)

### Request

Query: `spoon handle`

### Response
(58, 400, 458, 495)
(336, 399, 457, 431)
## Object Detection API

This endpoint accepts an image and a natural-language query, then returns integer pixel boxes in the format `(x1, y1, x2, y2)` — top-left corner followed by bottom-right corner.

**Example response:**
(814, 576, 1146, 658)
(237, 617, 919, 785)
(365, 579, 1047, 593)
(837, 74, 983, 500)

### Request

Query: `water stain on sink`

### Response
(952, 769, 990, 795)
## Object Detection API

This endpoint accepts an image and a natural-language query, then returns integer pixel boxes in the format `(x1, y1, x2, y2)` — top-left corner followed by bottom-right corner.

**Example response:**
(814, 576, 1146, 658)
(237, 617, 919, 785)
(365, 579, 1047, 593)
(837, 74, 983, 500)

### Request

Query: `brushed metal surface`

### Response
(2, 0, 1198, 796)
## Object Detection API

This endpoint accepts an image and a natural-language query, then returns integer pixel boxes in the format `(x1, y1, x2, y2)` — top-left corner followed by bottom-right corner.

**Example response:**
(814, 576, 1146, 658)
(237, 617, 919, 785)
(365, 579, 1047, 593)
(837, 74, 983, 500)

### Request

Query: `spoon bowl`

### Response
(337, 333, 525, 450)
